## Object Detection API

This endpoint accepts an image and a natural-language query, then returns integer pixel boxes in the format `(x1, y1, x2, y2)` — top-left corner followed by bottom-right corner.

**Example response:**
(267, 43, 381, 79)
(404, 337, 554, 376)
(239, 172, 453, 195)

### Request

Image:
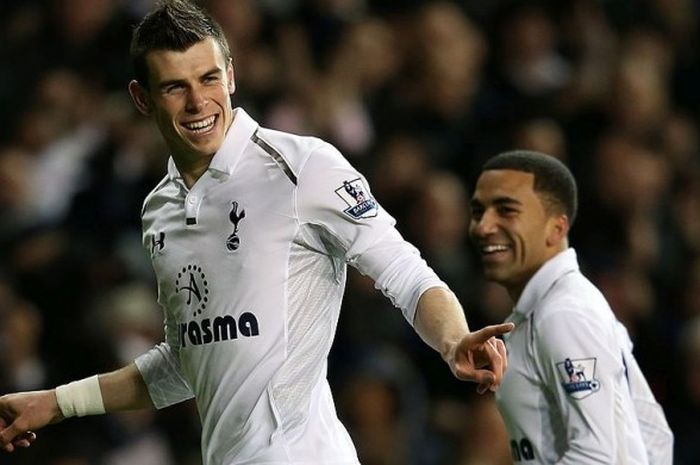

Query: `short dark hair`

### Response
(130, 0, 231, 88)
(482, 150, 578, 225)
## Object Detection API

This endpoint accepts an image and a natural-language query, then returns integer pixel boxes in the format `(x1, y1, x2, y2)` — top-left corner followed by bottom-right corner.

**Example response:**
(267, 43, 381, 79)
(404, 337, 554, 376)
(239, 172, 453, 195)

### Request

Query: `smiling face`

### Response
(128, 38, 235, 173)
(469, 169, 568, 300)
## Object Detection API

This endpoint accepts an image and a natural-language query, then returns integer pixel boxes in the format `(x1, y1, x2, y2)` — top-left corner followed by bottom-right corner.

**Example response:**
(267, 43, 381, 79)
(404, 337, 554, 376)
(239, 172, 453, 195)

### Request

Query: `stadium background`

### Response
(1, 0, 699, 463)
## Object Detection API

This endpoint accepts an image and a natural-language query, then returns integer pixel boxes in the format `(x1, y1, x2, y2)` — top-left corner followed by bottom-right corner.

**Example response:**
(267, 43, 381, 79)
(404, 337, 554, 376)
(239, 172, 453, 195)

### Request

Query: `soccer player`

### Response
(0, 1, 513, 463)
(469, 151, 673, 464)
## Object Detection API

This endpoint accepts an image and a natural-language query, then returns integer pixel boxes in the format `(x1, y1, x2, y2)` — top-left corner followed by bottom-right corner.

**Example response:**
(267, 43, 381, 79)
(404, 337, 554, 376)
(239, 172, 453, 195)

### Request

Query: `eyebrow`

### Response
(200, 67, 222, 78)
(470, 196, 523, 208)
(157, 67, 222, 90)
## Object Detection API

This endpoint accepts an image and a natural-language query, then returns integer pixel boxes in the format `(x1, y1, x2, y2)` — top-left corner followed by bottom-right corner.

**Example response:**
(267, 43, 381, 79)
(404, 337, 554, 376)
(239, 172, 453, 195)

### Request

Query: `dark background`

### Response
(1, 0, 699, 464)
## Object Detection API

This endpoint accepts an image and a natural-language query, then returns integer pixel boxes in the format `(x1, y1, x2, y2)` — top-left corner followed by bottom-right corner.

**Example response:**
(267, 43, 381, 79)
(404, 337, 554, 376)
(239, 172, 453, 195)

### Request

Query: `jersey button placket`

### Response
(185, 194, 201, 226)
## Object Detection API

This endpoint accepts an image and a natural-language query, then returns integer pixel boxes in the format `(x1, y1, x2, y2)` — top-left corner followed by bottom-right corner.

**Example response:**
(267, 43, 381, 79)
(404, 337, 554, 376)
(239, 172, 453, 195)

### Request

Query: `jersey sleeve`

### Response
(295, 143, 447, 324)
(533, 309, 632, 464)
(616, 322, 674, 465)
(134, 313, 195, 409)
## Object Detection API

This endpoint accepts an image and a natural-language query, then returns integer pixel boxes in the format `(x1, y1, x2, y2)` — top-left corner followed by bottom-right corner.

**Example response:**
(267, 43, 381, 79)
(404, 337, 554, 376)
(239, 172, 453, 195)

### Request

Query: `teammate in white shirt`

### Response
(0, 1, 514, 463)
(469, 150, 673, 464)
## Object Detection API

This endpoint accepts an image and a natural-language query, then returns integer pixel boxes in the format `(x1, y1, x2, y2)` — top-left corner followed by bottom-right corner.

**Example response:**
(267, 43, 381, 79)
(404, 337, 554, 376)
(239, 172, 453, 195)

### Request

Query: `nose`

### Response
(185, 87, 207, 113)
(470, 209, 498, 238)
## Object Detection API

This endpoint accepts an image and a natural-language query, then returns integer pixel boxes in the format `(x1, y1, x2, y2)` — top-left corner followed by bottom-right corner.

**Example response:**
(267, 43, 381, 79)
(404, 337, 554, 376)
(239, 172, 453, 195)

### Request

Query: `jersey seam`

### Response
(292, 141, 326, 228)
(252, 129, 298, 185)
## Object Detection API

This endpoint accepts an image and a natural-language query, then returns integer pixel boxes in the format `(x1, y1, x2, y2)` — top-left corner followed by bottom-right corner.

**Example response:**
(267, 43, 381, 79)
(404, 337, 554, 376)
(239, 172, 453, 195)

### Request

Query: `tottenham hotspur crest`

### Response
(335, 178, 378, 219)
(227, 201, 246, 251)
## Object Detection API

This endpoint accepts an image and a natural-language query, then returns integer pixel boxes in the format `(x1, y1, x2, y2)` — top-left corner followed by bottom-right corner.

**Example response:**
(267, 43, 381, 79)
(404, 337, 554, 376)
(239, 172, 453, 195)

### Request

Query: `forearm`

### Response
(413, 287, 470, 360)
(99, 363, 154, 412)
(56, 363, 153, 418)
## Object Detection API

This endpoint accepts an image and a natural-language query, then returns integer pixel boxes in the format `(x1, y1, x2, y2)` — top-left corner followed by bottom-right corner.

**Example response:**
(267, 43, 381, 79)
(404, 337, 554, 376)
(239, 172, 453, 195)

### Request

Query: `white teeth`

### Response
(183, 115, 216, 132)
(482, 245, 509, 253)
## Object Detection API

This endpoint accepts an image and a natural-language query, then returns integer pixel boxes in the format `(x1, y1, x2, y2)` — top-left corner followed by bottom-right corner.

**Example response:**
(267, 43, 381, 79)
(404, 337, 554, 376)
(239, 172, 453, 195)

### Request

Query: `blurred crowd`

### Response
(0, 0, 699, 464)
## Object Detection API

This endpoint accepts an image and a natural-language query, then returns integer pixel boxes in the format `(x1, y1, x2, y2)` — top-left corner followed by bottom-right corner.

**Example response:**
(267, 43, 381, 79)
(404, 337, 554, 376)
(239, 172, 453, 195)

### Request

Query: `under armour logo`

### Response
(151, 232, 165, 254)
(226, 201, 246, 251)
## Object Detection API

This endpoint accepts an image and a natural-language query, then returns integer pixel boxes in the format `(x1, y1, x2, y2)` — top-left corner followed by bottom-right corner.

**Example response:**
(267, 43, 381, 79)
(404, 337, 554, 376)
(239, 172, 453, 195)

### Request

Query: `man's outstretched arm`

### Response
(0, 363, 152, 452)
(414, 287, 513, 393)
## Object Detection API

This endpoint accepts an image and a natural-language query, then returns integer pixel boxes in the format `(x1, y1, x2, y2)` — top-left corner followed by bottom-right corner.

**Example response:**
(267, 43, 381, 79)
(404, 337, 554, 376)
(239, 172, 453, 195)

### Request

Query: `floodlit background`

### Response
(1, 0, 699, 464)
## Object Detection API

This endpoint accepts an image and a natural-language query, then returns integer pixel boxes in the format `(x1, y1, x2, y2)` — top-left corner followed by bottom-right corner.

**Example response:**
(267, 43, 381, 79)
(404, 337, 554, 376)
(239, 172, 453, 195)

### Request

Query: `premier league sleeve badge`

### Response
(335, 178, 378, 220)
(556, 357, 601, 399)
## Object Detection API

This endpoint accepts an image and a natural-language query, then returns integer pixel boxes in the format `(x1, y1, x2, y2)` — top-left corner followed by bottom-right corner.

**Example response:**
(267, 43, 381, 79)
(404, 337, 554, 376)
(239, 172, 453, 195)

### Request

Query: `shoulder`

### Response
(533, 271, 615, 337)
(141, 174, 175, 219)
(539, 271, 612, 318)
(252, 126, 337, 177)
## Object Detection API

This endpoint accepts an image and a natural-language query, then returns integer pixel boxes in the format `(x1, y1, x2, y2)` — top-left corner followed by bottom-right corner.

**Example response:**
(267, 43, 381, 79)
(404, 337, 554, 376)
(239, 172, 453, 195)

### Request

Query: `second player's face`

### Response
(143, 38, 235, 163)
(469, 170, 561, 297)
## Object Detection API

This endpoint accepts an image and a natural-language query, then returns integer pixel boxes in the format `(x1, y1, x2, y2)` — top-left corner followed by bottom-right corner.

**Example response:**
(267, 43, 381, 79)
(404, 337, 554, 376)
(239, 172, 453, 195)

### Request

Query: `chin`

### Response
(483, 268, 512, 286)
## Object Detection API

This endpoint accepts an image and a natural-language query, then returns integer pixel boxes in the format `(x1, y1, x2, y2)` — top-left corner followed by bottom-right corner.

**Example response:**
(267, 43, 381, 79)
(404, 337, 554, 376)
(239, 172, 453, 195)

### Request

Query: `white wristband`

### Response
(55, 375, 106, 418)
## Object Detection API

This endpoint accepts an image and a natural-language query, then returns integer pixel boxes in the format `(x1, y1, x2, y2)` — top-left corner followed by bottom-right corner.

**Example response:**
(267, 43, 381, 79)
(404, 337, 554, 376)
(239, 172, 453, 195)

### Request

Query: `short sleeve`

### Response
(533, 310, 623, 463)
(295, 143, 397, 261)
(134, 320, 195, 409)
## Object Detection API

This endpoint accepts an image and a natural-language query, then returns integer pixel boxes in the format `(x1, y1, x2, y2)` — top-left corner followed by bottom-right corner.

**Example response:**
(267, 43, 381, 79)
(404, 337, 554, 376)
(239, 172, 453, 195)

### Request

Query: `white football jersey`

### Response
(135, 109, 446, 465)
(495, 249, 673, 464)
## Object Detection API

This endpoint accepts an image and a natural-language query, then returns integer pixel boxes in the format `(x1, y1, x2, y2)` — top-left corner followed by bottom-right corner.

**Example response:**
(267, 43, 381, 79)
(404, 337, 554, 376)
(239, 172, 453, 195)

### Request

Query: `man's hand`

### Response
(445, 323, 513, 394)
(0, 390, 63, 452)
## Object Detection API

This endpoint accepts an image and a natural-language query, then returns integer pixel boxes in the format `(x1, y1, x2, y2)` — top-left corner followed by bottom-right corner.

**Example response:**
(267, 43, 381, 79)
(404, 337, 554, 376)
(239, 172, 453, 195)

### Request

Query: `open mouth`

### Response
(181, 114, 218, 135)
(479, 244, 511, 262)
(481, 244, 510, 254)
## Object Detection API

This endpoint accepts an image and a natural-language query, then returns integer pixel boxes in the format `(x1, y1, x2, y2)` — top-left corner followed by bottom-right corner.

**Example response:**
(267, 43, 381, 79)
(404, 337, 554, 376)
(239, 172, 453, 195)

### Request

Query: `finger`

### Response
(495, 338, 507, 373)
(486, 336, 498, 350)
(18, 431, 36, 444)
(14, 439, 30, 448)
(0, 421, 25, 449)
(471, 368, 498, 389)
(469, 323, 514, 344)
(3, 442, 14, 453)
(484, 339, 509, 392)
(454, 343, 501, 386)
(482, 338, 505, 386)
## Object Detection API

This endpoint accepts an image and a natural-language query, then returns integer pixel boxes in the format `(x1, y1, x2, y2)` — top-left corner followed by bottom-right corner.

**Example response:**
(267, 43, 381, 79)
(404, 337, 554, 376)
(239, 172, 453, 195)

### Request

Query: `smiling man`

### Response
(469, 150, 673, 464)
(0, 1, 514, 464)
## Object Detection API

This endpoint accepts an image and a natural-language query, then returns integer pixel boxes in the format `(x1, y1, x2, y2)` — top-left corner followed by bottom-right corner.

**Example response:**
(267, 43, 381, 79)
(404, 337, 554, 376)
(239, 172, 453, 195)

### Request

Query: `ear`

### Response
(545, 214, 569, 248)
(227, 59, 236, 95)
(128, 80, 152, 116)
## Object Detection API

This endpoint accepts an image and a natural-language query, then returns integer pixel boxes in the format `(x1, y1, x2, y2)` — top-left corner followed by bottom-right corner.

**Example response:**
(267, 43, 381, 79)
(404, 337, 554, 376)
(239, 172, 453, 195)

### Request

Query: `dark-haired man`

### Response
(469, 150, 673, 464)
(0, 1, 513, 464)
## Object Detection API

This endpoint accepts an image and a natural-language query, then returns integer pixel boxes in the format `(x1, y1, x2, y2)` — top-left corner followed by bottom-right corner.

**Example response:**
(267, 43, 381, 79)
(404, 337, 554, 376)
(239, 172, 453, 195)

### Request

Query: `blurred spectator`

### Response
(336, 347, 436, 465)
(512, 118, 568, 161)
(0, 281, 47, 393)
(431, 396, 511, 465)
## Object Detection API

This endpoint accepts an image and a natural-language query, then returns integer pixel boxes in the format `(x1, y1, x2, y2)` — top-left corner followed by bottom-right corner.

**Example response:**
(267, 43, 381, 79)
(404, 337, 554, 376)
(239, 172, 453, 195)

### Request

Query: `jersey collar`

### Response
(166, 107, 259, 181)
(511, 248, 579, 319)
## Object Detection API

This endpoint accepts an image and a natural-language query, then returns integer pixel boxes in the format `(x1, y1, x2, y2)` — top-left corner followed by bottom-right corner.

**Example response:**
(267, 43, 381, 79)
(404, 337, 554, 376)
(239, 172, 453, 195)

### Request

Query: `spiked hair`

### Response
(130, 0, 230, 87)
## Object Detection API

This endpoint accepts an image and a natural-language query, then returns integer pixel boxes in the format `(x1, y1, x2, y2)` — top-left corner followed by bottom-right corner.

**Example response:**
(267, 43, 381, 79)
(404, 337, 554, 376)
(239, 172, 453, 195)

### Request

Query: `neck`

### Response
(507, 244, 569, 304)
(175, 153, 215, 189)
(507, 284, 525, 304)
